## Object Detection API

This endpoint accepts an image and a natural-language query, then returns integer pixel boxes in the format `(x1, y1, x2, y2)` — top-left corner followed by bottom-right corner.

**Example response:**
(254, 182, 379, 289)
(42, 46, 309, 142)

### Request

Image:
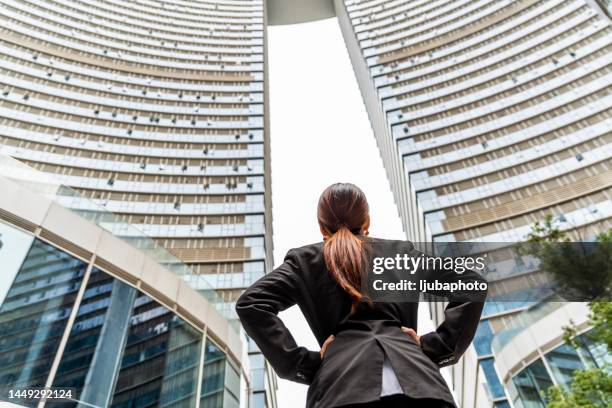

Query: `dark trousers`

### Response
(339, 394, 454, 407)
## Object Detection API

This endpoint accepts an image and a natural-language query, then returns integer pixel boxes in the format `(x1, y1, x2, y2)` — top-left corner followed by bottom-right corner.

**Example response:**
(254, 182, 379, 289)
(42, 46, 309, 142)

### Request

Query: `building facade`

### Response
(0, 158, 246, 408)
(331, 0, 612, 407)
(492, 302, 610, 407)
(2, 0, 611, 407)
(0, 0, 276, 406)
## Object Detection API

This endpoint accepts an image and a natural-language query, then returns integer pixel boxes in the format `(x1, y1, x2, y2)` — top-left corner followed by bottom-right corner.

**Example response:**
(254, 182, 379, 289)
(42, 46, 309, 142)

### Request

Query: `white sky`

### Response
(267, 18, 439, 407)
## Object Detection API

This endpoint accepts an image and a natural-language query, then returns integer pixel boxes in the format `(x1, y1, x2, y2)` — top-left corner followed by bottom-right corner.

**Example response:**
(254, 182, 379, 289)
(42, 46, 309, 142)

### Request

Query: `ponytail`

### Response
(318, 183, 370, 303)
(323, 226, 368, 302)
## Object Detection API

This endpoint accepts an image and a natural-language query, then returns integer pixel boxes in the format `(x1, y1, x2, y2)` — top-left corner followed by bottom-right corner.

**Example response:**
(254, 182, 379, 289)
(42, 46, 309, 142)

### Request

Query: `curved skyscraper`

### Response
(0, 0, 275, 407)
(0, 0, 271, 305)
(333, 0, 611, 407)
(336, 0, 611, 243)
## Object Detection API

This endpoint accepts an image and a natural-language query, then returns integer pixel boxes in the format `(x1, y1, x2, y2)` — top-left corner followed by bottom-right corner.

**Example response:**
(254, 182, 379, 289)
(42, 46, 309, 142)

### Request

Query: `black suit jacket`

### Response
(236, 238, 486, 407)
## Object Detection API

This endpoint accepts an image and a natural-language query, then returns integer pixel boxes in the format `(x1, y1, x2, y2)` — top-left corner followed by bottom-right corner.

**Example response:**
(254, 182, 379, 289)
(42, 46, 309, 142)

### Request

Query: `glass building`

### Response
(0, 159, 246, 408)
(510, 335, 609, 407)
(491, 302, 611, 408)
(0, 0, 275, 406)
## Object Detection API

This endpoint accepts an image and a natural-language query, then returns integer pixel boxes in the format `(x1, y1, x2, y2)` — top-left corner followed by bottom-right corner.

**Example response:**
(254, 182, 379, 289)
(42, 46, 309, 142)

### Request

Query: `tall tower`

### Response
(333, 0, 612, 406)
(0, 0, 275, 406)
(3, 0, 611, 407)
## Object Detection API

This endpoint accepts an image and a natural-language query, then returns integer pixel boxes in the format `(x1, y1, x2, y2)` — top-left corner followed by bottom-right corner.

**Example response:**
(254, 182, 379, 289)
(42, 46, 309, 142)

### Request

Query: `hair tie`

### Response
(336, 223, 362, 235)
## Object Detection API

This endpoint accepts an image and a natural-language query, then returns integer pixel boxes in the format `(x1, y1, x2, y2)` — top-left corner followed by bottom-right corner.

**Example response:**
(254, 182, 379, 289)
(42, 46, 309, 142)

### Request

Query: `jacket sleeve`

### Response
(420, 301, 484, 367)
(418, 251, 488, 367)
(235, 249, 321, 385)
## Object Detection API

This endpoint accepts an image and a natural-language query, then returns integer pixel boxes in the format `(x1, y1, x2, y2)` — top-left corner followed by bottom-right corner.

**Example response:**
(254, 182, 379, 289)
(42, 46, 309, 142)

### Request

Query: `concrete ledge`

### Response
(0, 177, 51, 228)
(42, 202, 103, 256)
(140, 255, 180, 305)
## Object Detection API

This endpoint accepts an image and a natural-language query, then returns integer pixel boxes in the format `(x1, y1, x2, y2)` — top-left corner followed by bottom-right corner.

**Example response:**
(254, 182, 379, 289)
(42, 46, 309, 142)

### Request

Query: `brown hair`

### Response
(317, 183, 370, 302)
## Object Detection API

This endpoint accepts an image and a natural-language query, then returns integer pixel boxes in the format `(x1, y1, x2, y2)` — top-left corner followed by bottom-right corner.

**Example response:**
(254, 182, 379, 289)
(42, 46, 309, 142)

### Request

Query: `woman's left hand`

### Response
(320, 335, 335, 359)
(401, 326, 421, 346)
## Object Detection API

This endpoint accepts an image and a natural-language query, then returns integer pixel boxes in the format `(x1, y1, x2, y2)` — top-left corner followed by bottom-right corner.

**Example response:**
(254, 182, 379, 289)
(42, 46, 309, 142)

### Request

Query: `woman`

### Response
(236, 183, 486, 407)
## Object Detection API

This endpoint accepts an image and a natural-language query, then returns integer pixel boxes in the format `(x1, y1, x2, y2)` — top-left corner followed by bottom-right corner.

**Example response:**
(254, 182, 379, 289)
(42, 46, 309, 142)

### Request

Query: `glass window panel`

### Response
(248, 336, 260, 353)
(201, 340, 226, 408)
(225, 361, 240, 401)
(474, 320, 494, 356)
(110, 292, 202, 408)
(480, 358, 505, 399)
(250, 354, 265, 370)
(511, 359, 552, 408)
(224, 390, 240, 408)
(0, 239, 87, 406)
(545, 343, 586, 388)
(251, 368, 265, 392)
(250, 392, 266, 408)
(577, 332, 610, 368)
(201, 340, 239, 408)
(52, 268, 138, 407)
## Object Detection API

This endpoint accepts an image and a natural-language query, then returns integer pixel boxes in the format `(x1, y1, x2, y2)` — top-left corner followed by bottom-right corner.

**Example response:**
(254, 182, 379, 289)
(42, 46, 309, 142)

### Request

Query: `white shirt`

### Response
(381, 355, 403, 396)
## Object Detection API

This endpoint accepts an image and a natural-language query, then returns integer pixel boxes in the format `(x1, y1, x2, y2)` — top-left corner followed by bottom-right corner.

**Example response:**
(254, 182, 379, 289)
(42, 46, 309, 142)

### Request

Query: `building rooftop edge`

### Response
(266, 0, 336, 25)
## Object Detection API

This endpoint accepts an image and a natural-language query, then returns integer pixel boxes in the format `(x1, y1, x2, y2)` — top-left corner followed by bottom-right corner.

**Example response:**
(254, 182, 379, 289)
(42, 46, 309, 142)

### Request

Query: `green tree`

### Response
(519, 216, 611, 407)
(546, 301, 611, 408)
(546, 368, 611, 408)
(588, 301, 612, 351)
(517, 214, 612, 300)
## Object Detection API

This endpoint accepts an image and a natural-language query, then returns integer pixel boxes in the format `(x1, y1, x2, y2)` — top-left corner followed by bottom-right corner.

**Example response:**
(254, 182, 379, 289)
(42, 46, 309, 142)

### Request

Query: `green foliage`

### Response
(546, 368, 612, 408)
(523, 214, 571, 244)
(546, 300, 612, 408)
(521, 217, 612, 407)
(562, 318, 579, 349)
(517, 216, 612, 300)
(588, 301, 612, 351)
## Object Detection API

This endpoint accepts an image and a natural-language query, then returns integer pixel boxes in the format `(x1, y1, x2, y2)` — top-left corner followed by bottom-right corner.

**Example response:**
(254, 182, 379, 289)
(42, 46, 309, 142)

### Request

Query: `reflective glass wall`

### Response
(508, 331, 610, 408)
(0, 239, 87, 402)
(0, 220, 242, 408)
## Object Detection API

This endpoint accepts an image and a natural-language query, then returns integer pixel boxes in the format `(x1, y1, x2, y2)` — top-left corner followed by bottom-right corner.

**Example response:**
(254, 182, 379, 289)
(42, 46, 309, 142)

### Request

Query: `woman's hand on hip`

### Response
(401, 326, 421, 346)
(320, 335, 335, 359)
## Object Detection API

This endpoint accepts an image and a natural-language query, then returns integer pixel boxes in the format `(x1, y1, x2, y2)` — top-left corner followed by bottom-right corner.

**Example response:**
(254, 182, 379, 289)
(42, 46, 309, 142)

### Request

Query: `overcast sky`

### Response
(267, 18, 441, 407)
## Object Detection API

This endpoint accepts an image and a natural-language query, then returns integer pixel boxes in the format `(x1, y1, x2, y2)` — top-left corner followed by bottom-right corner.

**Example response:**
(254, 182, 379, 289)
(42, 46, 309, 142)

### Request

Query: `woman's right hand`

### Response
(320, 335, 335, 359)
(401, 326, 421, 346)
